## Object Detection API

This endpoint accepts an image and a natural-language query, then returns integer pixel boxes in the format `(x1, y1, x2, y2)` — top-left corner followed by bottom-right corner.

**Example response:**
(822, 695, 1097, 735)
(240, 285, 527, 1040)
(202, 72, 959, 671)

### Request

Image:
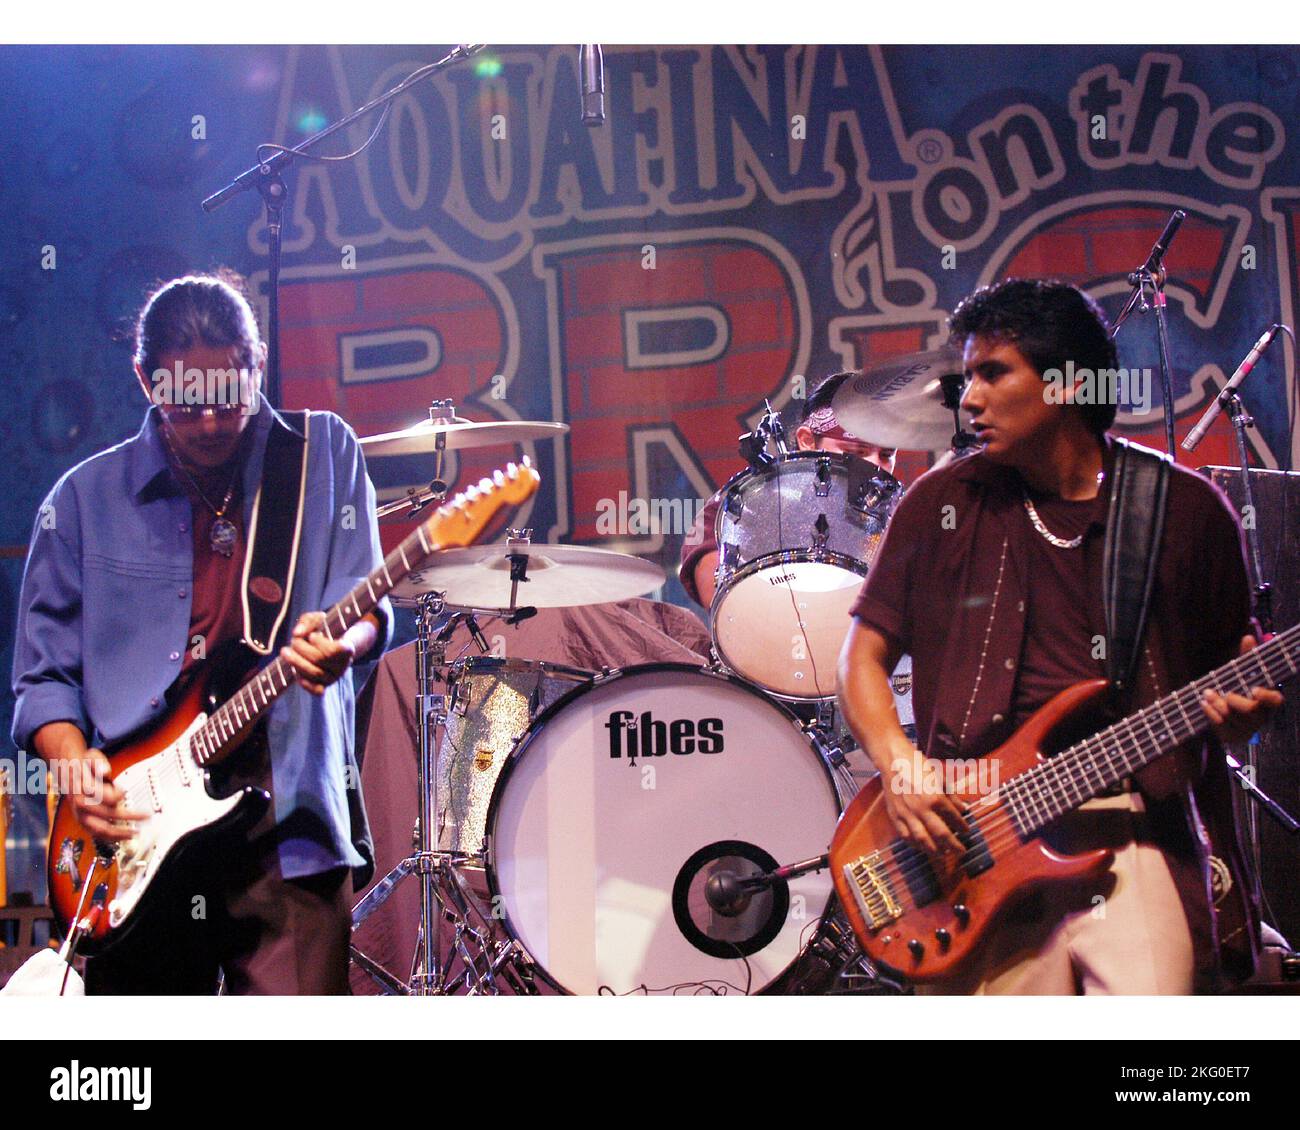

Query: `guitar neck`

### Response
(190, 521, 440, 767)
(1010, 623, 1300, 835)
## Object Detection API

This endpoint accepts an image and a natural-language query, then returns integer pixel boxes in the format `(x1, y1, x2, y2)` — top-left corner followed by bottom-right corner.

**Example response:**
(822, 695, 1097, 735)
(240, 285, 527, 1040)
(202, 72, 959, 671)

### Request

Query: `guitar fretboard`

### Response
(1001, 623, 1300, 836)
(185, 454, 547, 768)
(189, 519, 443, 767)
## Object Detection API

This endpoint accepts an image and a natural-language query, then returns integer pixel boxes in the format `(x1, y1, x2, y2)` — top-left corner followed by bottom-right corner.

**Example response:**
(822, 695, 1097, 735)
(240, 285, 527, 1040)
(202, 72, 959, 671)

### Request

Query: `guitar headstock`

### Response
(420, 457, 541, 551)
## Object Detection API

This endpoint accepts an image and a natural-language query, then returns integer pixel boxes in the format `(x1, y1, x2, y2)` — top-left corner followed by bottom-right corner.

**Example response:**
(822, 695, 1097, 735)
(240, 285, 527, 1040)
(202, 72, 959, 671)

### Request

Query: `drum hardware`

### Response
(795, 911, 906, 995)
(814, 458, 832, 496)
(372, 400, 456, 524)
(938, 367, 980, 455)
(738, 398, 790, 470)
(350, 594, 534, 995)
(504, 528, 534, 610)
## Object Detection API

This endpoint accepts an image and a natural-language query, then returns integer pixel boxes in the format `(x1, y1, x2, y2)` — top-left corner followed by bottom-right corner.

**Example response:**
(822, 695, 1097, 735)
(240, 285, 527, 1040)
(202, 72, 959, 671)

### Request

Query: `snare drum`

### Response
(437, 656, 592, 856)
(711, 452, 904, 700)
(484, 664, 846, 995)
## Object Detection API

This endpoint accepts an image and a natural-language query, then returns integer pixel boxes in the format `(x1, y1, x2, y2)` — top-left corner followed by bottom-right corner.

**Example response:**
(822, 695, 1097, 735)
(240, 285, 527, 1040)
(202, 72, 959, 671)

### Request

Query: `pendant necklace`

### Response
(161, 429, 240, 557)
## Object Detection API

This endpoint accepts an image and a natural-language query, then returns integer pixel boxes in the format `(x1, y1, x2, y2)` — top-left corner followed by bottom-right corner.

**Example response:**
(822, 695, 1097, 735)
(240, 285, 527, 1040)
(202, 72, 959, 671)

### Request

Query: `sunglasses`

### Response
(161, 402, 250, 419)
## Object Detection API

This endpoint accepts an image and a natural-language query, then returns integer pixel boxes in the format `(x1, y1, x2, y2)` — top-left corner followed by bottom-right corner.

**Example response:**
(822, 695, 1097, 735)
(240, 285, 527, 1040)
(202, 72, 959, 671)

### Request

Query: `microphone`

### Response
(579, 44, 605, 125)
(1128, 209, 1186, 284)
(704, 871, 753, 917)
(1182, 324, 1284, 452)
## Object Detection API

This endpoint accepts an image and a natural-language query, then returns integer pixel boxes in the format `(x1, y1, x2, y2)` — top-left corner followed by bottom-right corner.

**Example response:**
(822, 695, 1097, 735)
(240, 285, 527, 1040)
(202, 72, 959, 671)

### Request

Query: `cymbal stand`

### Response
(350, 596, 529, 994)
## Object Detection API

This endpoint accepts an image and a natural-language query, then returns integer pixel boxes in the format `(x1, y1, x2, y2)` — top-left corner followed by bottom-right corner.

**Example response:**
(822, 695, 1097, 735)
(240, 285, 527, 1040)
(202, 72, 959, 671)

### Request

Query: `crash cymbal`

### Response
(360, 418, 569, 457)
(390, 542, 666, 610)
(830, 348, 970, 452)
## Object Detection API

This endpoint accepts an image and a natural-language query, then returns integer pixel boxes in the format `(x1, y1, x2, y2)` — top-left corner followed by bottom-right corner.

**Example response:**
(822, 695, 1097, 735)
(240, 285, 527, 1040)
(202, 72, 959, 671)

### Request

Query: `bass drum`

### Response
(485, 664, 844, 995)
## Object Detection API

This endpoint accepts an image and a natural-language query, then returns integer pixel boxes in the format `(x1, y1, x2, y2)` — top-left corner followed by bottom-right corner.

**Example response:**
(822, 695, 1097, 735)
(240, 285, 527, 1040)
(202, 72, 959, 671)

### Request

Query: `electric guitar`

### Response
(48, 460, 539, 954)
(830, 622, 1299, 983)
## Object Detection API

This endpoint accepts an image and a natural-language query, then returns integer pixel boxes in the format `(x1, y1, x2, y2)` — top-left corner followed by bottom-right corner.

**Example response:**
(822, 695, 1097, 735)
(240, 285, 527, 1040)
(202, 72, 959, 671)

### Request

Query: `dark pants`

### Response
(84, 845, 352, 996)
(84, 753, 353, 996)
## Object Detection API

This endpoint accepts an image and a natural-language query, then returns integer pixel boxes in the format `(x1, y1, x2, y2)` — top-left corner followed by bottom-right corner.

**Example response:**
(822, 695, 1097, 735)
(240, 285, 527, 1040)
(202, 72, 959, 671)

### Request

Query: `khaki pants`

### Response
(922, 794, 1195, 995)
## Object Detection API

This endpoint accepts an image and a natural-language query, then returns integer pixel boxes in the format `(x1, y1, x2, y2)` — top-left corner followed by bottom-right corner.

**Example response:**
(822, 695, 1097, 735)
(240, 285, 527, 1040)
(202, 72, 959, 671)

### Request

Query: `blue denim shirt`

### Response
(11, 403, 392, 879)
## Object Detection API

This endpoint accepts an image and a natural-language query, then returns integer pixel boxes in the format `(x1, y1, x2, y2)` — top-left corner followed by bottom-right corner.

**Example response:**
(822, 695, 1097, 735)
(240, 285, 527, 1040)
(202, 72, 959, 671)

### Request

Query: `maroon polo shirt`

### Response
(849, 436, 1252, 763)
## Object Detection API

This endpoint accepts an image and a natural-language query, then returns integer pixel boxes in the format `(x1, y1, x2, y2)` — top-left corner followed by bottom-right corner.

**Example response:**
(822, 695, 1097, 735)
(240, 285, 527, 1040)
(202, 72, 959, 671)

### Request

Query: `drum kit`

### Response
(350, 356, 973, 995)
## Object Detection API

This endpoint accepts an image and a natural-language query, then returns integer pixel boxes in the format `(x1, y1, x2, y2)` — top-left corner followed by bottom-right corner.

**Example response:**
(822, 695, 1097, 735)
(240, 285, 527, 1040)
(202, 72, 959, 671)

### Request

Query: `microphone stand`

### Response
(1111, 210, 1186, 458)
(1224, 393, 1274, 635)
(200, 44, 486, 406)
(1112, 265, 1178, 458)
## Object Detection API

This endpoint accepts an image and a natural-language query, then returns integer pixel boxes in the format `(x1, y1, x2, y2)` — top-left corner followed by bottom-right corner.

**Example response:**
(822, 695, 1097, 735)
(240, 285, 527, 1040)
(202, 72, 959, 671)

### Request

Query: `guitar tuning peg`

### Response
(506, 463, 519, 479)
(477, 477, 493, 493)
(493, 469, 506, 486)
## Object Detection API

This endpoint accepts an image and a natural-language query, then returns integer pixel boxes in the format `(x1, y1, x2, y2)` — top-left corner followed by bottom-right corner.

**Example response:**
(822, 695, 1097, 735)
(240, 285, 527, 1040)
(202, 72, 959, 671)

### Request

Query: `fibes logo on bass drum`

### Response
(605, 711, 725, 759)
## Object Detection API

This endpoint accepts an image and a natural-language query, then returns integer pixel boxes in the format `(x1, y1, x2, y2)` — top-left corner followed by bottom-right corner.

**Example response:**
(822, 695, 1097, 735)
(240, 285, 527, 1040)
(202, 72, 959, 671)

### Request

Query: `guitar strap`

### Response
(241, 409, 310, 655)
(1101, 437, 1172, 692)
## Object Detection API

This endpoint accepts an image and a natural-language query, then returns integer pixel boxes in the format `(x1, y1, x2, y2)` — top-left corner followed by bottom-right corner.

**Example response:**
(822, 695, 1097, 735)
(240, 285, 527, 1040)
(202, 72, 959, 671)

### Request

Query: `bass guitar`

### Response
(830, 623, 1298, 982)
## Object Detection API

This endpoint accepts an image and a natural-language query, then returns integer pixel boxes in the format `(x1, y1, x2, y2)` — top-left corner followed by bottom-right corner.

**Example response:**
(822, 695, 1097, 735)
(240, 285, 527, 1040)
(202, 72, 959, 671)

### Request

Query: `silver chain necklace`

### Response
(1021, 488, 1084, 549)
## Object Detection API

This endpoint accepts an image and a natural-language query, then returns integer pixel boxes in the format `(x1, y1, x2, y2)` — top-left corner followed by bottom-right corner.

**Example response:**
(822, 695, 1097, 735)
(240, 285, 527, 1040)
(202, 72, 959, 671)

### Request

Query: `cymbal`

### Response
(830, 348, 970, 452)
(390, 543, 666, 610)
(360, 418, 569, 457)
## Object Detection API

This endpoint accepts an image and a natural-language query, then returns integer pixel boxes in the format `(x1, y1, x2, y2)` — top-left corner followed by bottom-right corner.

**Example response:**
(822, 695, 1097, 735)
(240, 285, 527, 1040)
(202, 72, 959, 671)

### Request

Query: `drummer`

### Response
(680, 372, 897, 608)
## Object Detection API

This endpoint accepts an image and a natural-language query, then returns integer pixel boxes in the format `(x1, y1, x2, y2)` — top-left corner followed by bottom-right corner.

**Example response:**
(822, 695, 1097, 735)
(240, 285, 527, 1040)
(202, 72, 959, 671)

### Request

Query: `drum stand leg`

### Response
(350, 595, 476, 994)
(351, 595, 538, 996)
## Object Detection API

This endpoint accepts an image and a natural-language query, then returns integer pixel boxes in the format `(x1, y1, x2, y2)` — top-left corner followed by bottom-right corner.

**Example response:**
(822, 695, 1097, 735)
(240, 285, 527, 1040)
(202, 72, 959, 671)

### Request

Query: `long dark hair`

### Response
(134, 270, 261, 378)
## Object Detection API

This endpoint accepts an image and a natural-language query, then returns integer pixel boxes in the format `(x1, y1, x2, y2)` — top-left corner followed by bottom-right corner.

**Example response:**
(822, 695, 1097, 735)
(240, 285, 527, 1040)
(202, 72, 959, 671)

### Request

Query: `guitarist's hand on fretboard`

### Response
(280, 610, 380, 696)
(1200, 633, 1286, 745)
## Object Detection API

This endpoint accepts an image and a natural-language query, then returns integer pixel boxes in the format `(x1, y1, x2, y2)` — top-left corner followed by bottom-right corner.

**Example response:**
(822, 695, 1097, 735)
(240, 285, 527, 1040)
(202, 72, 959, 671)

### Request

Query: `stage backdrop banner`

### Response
(1, 44, 1298, 901)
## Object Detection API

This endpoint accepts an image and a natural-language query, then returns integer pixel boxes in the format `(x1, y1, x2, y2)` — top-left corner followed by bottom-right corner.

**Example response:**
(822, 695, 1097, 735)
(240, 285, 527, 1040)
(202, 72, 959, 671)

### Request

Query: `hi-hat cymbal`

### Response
(830, 348, 970, 452)
(360, 418, 569, 457)
(390, 543, 666, 610)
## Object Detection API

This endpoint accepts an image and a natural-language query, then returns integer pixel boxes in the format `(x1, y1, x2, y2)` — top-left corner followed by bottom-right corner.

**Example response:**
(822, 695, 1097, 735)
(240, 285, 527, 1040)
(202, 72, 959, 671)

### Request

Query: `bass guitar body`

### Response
(830, 680, 1115, 984)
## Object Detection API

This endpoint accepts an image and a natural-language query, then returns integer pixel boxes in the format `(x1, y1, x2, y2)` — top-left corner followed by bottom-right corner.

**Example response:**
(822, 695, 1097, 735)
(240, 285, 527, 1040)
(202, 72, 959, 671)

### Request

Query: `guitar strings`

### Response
(852, 636, 1299, 908)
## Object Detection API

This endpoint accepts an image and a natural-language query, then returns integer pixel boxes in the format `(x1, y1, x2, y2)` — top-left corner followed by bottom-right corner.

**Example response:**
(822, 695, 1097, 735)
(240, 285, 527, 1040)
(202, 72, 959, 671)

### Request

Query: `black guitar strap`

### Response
(1102, 437, 1172, 692)
(241, 409, 310, 655)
